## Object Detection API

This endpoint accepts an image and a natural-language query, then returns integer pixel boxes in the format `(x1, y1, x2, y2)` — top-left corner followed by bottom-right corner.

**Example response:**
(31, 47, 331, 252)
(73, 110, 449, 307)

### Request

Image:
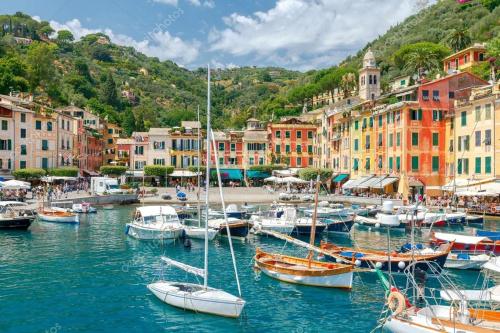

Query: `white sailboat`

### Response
(148, 65, 245, 318)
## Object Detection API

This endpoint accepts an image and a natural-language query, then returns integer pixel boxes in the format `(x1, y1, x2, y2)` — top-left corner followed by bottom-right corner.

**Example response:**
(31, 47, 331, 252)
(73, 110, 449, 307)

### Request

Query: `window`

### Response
(42, 140, 49, 151)
(218, 143, 224, 151)
(365, 135, 370, 149)
(296, 131, 302, 139)
(422, 90, 429, 101)
(108, 129, 113, 134)
(353, 158, 359, 171)
(1, 120, 7, 130)
(296, 145, 302, 153)
(485, 157, 492, 174)
(230, 143, 235, 151)
(400, 79, 406, 86)
(285, 145, 290, 153)
(389, 157, 393, 170)
(275, 131, 281, 138)
(249, 157, 254, 165)
(259, 157, 264, 165)
(47, 122, 52, 131)
(432, 133, 439, 146)
(432, 90, 439, 101)
(307, 145, 313, 153)
(369, 74, 373, 84)
(275, 144, 281, 153)
(153, 158, 165, 166)
(308, 157, 313, 165)
(396, 156, 401, 171)
(365, 158, 370, 170)
(412, 133, 419, 146)
(218, 157, 224, 166)
(20, 161, 26, 169)
(475, 157, 481, 174)
(389, 134, 393, 147)
(485, 104, 492, 120)
(378, 133, 383, 147)
(410, 109, 422, 121)
(35, 120, 42, 130)
(485, 130, 492, 145)
(464, 135, 470, 151)
(432, 156, 439, 172)
(20, 144, 27, 155)
(475, 106, 481, 122)
(296, 157, 302, 166)
(463, 158, 469, 174)
(20, 128, 26, 139)
(369, 117, 373, 128)
(378, 155, 383, 169)
(411, 156, 419, 171)
(461, 111, 467, 126)
(475, 131, 481, 147)
(307, 131, 313, 139)
(20, 113, 26, 122)
(135, 146, 144, 155)
(396, 133, 401, 147)
(378, 115, 382, 127)
(42, 157, 48, 169)
(354, 139, 359, 151)
(449, 91, 455, 99)
(432, 110, 443, 121)
(354, 120, 359, 130)
(107, 138, 113, 144)
(362, 118, 367, 129)
(285, 131, 290, 138)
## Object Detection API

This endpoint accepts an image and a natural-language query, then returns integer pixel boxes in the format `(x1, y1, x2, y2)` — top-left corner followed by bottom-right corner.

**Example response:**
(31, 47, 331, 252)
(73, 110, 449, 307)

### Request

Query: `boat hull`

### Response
(125, 224, 182, 241)
(0, 217, 35, 230)
(325, 219, 354, 233)
(183, 227, 218, 240)
(38, 213, 79, 223)
(254, 248, 353, 289)
(148, 281, 245, 318)
(292, 224, 326, 235)
(219, 222, 249, 238)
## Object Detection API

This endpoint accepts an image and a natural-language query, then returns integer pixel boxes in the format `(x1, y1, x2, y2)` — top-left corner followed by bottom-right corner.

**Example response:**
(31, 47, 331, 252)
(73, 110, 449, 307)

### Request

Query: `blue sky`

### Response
(2, 0, 430, 70)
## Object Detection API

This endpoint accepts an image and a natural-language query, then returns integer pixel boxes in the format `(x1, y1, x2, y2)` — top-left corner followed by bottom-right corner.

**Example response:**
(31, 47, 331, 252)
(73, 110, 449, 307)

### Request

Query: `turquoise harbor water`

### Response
(0, 206, 496, 333)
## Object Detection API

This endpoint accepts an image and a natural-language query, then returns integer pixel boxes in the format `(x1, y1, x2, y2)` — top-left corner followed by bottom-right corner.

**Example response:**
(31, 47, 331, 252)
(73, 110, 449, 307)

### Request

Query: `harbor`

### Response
(1, 205, 497, 332)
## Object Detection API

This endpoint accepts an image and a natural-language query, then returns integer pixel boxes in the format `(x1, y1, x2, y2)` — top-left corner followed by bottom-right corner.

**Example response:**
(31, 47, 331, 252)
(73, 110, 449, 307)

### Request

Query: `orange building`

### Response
(443, 43, 487, 73)
(268, 117, 316, 168)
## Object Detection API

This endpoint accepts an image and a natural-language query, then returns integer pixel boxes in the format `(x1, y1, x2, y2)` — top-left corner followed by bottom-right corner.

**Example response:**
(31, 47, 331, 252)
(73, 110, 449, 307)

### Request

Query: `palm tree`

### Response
(340, 73, 357, 97)
(446, 28, 472, 52)
(404, 51, 440, 78)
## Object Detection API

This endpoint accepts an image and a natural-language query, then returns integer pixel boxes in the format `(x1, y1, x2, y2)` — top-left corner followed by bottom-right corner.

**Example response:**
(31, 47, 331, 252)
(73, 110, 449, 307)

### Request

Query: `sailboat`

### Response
(182, 105, 219, 241)
(254, 174, 354, 289)
(147, 65, 245, 318)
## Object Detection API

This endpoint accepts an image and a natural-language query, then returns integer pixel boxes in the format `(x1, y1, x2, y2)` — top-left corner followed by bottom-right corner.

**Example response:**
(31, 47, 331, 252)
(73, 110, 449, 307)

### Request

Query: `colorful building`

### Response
(102, 122, 123, 165)
(130, 132, 149, 171)
(115, 138, 133, 167)
(242, 118, 268, 169)
(169, 121, 202, 169)
(443, 43, 487, 73)
(147, 128, 170, 167)
(268, 117, 317, 168)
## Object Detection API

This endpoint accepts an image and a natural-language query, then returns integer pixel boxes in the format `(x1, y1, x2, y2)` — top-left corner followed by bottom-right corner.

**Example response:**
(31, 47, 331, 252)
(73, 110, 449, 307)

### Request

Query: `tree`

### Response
(298, 168, 333, 181)
(47, 167, 79, 177)
(100, 165, 128, 176)
(13, 168, 46, 180)
(144, 165, 174, 177)
(446, 28, 472, 52)
(122, 108, 136, 136)
(56, 30, 74, 43)
(25, 42, 56, 92)
(486, 36, 500, 58)
(480, 0, 500, 11)
(393, 42, 450, 77)
(101, 71, 119, 107)
(37, 24, 54, 39)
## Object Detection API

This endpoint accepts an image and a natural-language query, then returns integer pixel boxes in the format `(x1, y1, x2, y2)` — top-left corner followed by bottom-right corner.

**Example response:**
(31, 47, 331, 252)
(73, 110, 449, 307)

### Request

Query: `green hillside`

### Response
(0, 1, 499, 133)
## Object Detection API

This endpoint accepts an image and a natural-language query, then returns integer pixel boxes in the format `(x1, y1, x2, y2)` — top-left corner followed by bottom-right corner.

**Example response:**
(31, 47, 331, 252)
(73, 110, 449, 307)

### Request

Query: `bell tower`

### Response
(358, 48, 381, 101)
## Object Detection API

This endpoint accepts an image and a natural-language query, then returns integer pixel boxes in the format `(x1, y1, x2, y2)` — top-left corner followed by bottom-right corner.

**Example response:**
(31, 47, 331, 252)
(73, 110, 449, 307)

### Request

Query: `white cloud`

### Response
(187, 0, 215, 8)
(50, 19, 200, 65)
(209, 0, 419, 69)
(152, 0, 178, 6)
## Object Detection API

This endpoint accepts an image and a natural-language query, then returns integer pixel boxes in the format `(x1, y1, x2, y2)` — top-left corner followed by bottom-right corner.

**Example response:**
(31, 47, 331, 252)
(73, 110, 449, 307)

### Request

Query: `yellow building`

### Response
(102, 122, 123, 165)
(170, 121, 202, 169)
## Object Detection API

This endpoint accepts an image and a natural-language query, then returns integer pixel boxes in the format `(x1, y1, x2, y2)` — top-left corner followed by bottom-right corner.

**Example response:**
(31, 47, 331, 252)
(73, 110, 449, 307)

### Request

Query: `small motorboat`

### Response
(466, 215, 484, 224)
(304, 203, 352, 218)
(250, 207, 296, 234)
(224, 204, 247, 219)
(208, 218, 250, 238)
(431, 232, 500, 255)
(398, 206, 446, 228)
(0, 201, 36, 230)
(126, 206, 183, 241)
(254, 248, 353, 288)
(444, 252, 492, 270)
(182, 219, 219, 240)
(38, 208, 79, 223)
(354, 201, 403, 229)
(72, 203, 97, 214)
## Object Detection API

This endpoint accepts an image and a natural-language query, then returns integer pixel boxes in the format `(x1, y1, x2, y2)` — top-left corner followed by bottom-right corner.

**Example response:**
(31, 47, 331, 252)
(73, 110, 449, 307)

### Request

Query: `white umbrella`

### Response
(264, 176, 278, 182)
(0, 180, 31, 190)
(279, 176, 308, 184)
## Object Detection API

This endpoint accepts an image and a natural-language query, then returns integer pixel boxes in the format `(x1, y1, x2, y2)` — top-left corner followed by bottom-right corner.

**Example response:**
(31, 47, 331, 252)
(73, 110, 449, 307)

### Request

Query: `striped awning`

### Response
(371, 176, 399, 189)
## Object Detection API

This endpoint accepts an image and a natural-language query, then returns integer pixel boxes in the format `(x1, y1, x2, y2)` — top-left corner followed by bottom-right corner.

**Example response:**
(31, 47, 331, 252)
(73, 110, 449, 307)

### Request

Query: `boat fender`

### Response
(387, 292, 406, 315)
(398, 261, 406, 270)
(375, 223, 380, 228)
(327, 264, 334, 269)
(375, 262, 383, 269)
(354, 259, 361, 267)
(124, 224, 130, 235)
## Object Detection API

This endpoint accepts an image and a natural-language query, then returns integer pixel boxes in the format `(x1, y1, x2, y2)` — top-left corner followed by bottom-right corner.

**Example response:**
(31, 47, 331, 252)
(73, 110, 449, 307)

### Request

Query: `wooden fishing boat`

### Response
(320, 241, 453, 274)
(38, 208, 79, 223)
(254, 248, 353, 288)
(431, 232, 500, 255)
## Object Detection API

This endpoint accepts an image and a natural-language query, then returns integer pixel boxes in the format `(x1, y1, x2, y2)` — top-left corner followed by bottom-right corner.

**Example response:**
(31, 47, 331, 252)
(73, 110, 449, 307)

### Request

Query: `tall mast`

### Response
(308, 173, 321, 267)
(203, 66, 211, 288)
(197, 105, 201, 227)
